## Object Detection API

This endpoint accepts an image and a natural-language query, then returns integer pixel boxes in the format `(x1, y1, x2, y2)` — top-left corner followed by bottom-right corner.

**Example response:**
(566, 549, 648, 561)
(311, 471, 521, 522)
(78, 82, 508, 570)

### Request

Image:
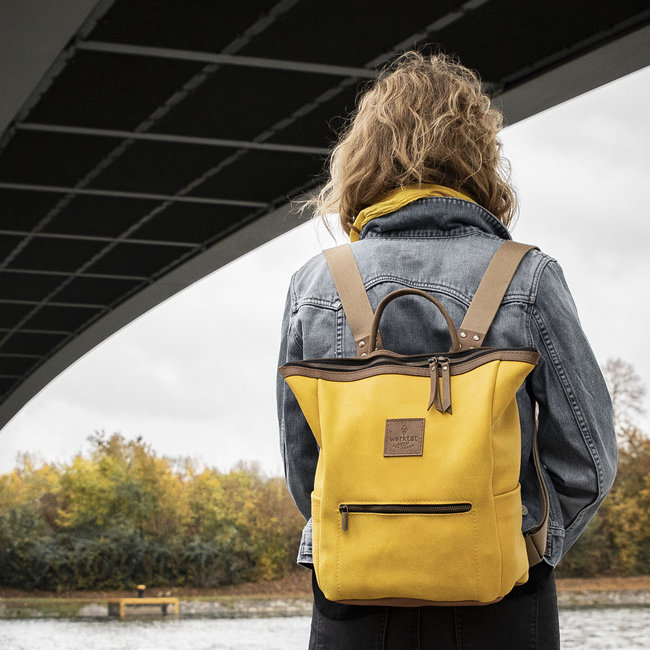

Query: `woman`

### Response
(276, 51, 617, 649)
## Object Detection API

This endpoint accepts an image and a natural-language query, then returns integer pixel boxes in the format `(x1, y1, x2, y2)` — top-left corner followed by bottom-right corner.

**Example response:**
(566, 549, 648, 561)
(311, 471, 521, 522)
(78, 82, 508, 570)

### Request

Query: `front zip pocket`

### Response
(339, 503, 472, 531)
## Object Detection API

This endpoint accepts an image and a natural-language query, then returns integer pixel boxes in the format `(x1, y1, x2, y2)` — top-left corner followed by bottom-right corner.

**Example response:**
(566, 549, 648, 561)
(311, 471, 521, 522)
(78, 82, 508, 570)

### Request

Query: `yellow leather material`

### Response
(284, 357, 536, 603)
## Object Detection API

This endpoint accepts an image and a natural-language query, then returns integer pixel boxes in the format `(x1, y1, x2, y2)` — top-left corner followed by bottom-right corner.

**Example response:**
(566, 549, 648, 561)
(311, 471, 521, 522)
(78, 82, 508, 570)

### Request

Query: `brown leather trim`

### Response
(336, 597, 503, 607)
(279, 364, 430, 381)
(279, 349, 540, 381)
(525, 405, 550, 566)
(323, 244, 383, 356)
(458, 241, 538, 350)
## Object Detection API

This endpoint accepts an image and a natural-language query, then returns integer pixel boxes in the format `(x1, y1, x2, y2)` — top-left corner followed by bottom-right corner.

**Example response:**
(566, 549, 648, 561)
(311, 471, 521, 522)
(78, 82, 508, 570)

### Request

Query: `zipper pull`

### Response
(428, 358, 440, 411)
(339, 505, 349, 531)
(438, 357, 452, 414)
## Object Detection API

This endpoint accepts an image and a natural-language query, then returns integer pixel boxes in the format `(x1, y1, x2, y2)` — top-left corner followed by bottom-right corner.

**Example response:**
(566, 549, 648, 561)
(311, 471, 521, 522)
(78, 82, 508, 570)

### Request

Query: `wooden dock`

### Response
(107, 597, 179, 618)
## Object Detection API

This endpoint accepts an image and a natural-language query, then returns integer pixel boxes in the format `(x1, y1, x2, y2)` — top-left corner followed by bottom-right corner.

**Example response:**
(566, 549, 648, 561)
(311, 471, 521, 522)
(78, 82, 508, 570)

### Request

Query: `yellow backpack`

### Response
(279, 241, 549, 606)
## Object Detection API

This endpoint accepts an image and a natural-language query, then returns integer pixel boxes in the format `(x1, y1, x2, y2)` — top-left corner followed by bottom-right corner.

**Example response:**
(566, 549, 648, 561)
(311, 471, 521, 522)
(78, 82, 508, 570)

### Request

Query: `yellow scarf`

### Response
(349, 184, 475, 242)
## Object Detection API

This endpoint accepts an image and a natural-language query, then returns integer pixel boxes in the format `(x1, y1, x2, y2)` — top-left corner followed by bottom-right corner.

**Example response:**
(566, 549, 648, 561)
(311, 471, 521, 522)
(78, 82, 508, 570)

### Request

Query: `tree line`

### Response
(0, 358, 647, 590)
(0, 433, 303, 590)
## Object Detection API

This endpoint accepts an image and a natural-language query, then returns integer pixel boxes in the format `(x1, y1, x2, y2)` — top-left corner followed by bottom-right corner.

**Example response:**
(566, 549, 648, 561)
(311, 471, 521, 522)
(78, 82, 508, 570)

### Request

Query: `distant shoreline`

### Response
(1, 574, 649, 618)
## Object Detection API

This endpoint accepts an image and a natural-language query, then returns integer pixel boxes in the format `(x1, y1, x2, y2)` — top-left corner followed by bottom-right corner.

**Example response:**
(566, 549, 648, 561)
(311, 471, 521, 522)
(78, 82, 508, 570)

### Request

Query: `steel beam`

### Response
(0, 298, 104, 309)
(0, 182, 266, 208)
(0, 229, 198, 248)
(0, 328, 73, 335)
(1, 267, 149, 281)
(15, 123, 330, 156)
(77, 41, 379, 79)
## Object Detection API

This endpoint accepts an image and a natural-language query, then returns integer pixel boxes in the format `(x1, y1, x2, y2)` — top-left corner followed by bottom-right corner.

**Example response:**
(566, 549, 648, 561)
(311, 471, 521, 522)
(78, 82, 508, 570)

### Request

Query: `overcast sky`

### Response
(1, 66, 649, 476)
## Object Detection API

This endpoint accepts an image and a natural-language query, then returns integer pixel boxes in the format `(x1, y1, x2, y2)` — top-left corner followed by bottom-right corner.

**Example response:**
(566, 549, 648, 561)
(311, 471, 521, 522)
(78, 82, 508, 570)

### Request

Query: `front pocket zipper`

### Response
(339, 503, 472, 531)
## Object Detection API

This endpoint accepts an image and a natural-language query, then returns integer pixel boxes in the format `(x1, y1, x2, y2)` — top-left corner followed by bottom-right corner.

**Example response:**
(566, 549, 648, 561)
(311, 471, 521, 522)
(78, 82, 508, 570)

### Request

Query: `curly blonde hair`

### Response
(304, 50, 517, 232)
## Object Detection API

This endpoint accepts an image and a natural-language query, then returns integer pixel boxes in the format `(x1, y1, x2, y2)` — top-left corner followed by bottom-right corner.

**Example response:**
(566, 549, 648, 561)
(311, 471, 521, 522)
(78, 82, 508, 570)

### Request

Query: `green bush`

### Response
(0, 434, 304, 591)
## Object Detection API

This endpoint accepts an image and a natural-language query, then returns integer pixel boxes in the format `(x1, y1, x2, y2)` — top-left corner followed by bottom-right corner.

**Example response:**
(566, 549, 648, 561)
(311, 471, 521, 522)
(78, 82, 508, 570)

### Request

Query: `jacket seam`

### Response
(364, 230, 481, 240)
(343, 275, 535, 308)
(295, 297, 339, 310)
(288, 323, 303, 352)
(363, 228, 504, 241)
(365, 277, 471, 307)
(530, 307, 604, 515)
(289, 272, 299, 312)
(336, 307, 344, 358)
(525, 255, 552, 349)
(287, 274, 303, 353)
(524, 297, 535, 350)
(296, 281, 535, 319)
(530, 254, 555, 301)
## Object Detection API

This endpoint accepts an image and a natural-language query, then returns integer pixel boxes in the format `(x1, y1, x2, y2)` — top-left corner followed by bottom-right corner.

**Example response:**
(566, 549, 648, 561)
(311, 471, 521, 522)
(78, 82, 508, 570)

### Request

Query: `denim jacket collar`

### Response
(357, 196, 512, 241)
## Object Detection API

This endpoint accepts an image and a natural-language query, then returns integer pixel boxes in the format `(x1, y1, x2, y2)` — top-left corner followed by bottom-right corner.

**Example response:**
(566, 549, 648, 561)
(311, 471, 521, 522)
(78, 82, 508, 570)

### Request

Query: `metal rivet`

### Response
(361, 352, 367, 357)
(442, 366, 448, 371)
(460, 332, 467, 338)
(469, 346, 474, 350)
(522, 505, 529, 516)
(359, 340, 365, 348)
(473, 335, 480, 341)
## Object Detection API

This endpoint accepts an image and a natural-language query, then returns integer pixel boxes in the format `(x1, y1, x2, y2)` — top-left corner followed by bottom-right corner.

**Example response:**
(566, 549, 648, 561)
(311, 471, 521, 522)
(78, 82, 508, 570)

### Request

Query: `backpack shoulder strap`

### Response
(459, 240, 549, 566)
(323, 244, 383, 356)
(457, 241, 538, 350)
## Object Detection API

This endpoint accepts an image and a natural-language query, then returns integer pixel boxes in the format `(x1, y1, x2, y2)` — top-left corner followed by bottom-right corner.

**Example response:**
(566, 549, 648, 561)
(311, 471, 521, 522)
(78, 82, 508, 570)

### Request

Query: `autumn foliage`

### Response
(0, 433, 304, 590)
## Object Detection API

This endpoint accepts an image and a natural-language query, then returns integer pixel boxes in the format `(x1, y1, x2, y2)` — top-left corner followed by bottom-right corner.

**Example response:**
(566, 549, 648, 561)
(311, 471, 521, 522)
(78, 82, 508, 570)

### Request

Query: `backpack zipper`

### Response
(428, 356, 451, 414)
(339, 503, 472, 531)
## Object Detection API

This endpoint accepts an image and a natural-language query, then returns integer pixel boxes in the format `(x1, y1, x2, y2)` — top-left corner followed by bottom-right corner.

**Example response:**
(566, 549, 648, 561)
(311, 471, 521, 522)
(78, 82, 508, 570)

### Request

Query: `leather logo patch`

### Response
(384, 419, 425, 457)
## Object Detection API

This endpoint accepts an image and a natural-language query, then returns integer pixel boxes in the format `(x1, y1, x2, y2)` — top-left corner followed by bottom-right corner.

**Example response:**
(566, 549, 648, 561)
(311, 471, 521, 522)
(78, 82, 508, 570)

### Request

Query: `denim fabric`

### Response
(276, 197, 617, 570)
(308, 563, 561, 649)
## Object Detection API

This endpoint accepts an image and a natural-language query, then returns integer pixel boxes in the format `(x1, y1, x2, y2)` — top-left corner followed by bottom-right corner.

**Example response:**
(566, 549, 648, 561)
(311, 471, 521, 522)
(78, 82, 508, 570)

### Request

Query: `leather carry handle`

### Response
(369, 288, 460, 353)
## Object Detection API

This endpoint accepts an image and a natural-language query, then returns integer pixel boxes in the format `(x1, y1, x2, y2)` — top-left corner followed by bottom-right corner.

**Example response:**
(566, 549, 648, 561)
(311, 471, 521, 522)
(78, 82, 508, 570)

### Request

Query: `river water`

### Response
(0, 608, 648, 649)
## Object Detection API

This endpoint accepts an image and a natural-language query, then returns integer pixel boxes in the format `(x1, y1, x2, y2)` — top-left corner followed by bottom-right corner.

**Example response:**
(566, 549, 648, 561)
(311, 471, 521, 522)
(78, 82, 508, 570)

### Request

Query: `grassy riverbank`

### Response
(1, 573, 649, 618)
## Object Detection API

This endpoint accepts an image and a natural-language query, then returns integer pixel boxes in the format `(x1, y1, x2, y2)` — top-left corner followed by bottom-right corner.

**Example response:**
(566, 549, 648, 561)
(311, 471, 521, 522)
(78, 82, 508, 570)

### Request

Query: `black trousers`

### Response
(308, 563, 560, 650)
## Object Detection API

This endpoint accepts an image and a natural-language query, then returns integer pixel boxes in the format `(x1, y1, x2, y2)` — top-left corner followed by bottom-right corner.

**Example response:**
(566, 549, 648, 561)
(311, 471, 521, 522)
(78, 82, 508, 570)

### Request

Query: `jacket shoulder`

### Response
(290, 250, 339, 306)
(497, 240, 556, 302)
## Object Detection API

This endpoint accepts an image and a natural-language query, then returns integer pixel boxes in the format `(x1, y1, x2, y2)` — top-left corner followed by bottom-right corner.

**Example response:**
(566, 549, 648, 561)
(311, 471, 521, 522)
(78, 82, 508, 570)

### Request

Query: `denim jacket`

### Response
(276, 197, 617, 568)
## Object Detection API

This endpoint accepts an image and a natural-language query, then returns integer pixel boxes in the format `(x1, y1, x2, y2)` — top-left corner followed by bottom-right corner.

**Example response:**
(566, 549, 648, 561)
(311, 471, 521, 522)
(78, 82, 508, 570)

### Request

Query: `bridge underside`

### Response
(0, 0, 649, 429)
